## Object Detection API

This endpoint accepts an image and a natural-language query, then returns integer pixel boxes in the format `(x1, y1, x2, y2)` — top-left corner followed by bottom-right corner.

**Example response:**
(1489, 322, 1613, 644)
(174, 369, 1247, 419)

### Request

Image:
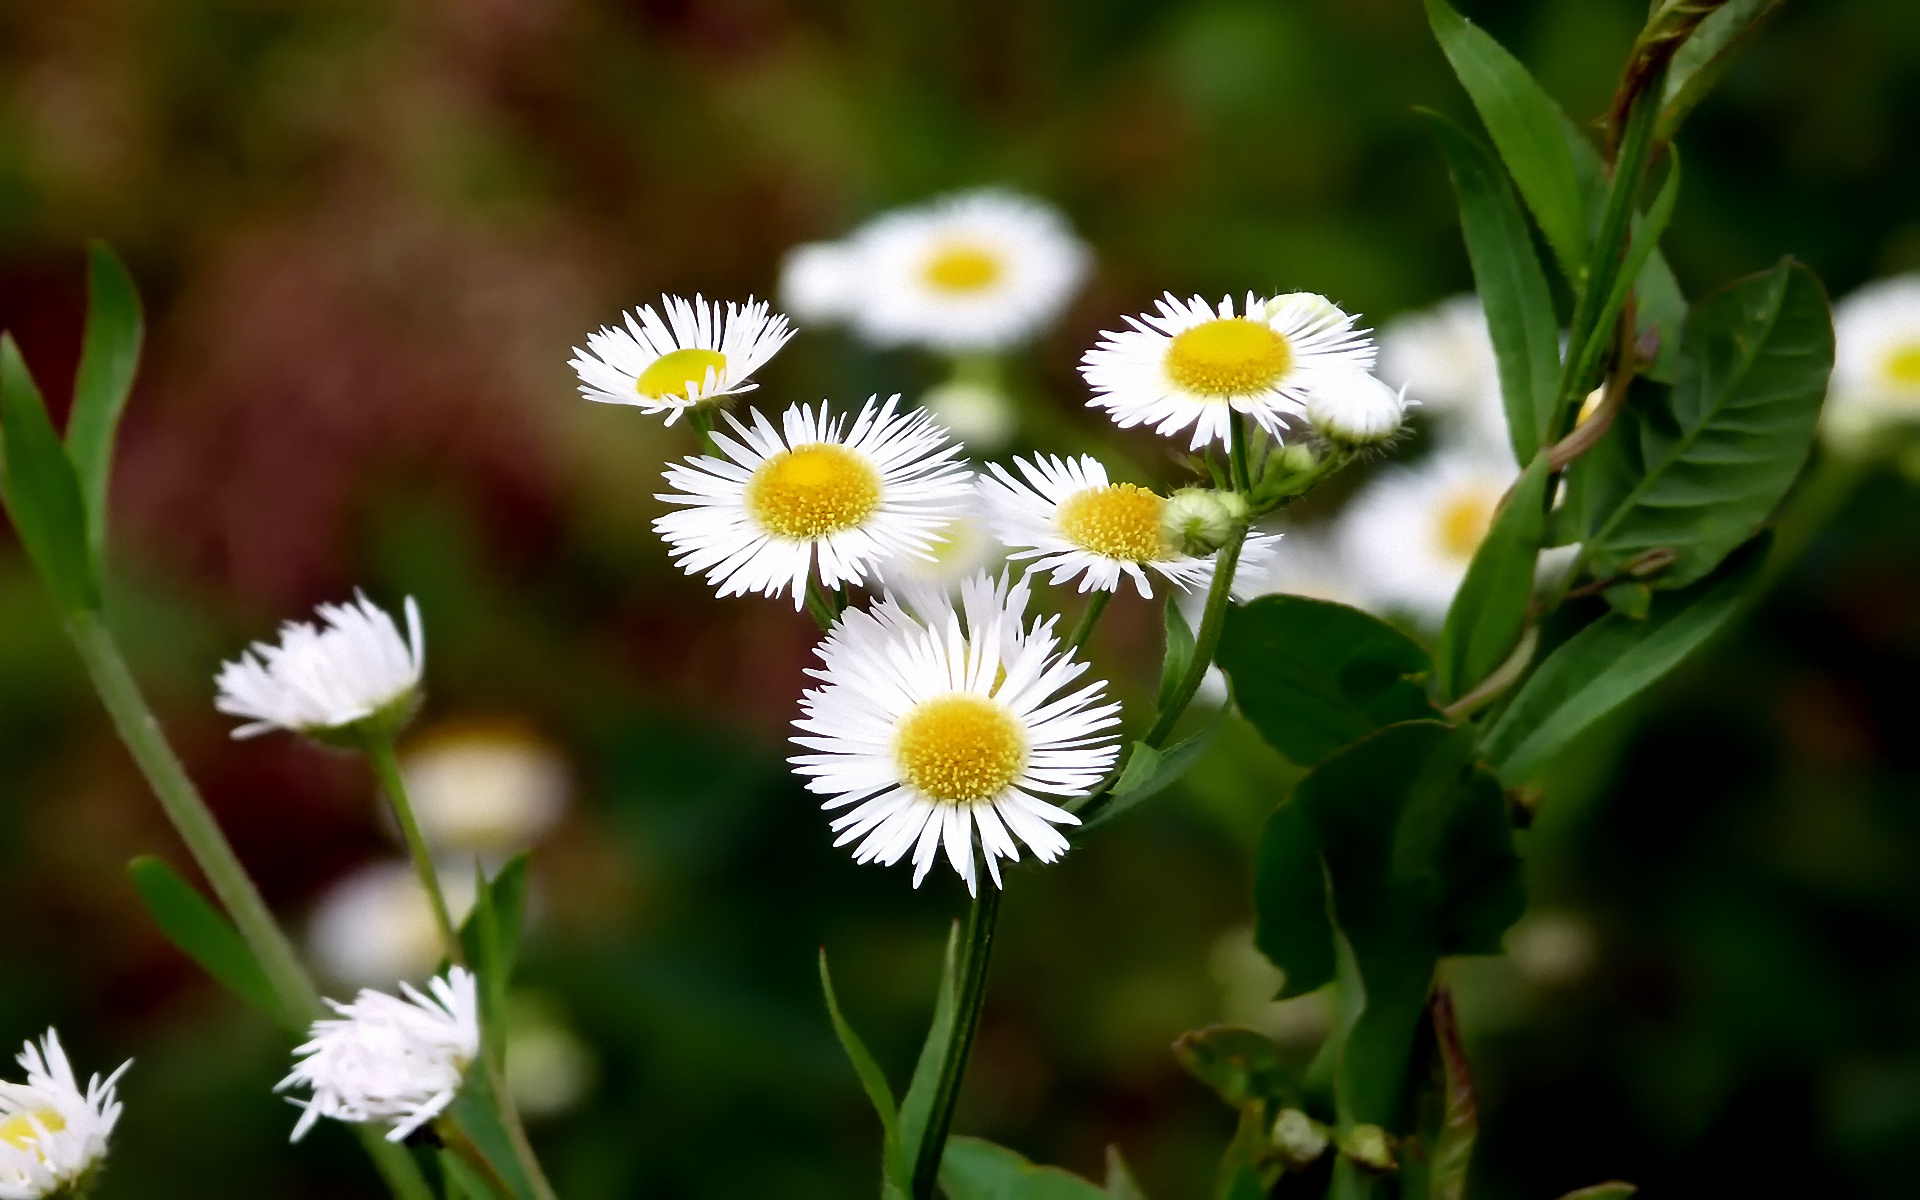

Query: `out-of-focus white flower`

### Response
(1826, 274, 1920, 453)
(778, 242, 861, 326)
(1336, 449, 1518, 627)
(875, 506, 1006, 595)
(1305, 371, 1409, 446)
(1378, 294, 1513, 458)
(215, 593, 424, 741)
(570, 295, 793, 425)
(402, 726, 570, 857)
(1082, 292, 1375, 451)
(1231, 524, 1359, 608)
(920, 379, 1017, 450)
(840, 189, 1089, 352)
(1207, 926, 1333, 1049)
(281, 968, 481, 1143)
(654, 396, 974, 609)
(504, 996, 595, 1121)
(792, 573, 1120, 894)
(0, 1030, 128, 1199)
(307, 861, 479, 989)
(1506, 911, 1598, 989)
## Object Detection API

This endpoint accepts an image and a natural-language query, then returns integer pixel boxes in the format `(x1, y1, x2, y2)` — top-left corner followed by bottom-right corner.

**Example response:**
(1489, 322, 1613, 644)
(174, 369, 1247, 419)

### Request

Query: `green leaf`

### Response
(940, 1137, 1109, 1200)
(1437, 451, 1552, 700)
(1104, 1147, 1147, 1200)
(1425, 990, 1478, 1200)
(66, 243, 143, 572)
(899, 921, 961, 1170)
(1423, 111, 1562, 464)
(1221, 1165, 1266, 1200)
(1483, 535, 1764, 784)
(1252, 796, 1335, 998)
(458, 853, 530, 984)
(1157, 598, 1196, 715)
(1601, 581, 1651, 619)
(1425, 0, 1589, 282)
(1567, 149, 1682, 397)
(438, 1149, 502, 1200)
(1659, 0, 1784, 141)
(1555, 1186, 1638, 1200)
(0, 336, 98, 612)
(1078, 700, 1228, 835)
(1570, 259, 1832, 589)
(1635, 249, 1688, 384)
(1172, 1026, 1297, 1110)
(819, 949, 909, 1195)
(128, 856, 282, 1024)
(446, 1068, 538, 1200)
(1217, 597, 1440, 768)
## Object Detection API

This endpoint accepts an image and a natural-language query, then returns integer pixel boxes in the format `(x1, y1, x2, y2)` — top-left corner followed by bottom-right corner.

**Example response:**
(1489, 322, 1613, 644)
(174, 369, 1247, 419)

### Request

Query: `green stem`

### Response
(687, 406, 720, 457)
(910, 883, 1003, 1200)
(1064, 589, 1111, 654)
(365, 738, 464, 968)
(1143, 520, 1247, 750)
(63, 612, 434, 1200)
(805, 579, 840, 631)
(487, 1056, 562, 1200)
(1228, 411, 1253, 494)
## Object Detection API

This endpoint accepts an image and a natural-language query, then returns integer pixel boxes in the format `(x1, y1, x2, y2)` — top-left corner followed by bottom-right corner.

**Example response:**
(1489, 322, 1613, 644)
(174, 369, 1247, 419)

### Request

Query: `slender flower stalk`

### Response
(1064, 589, 1111, 653)
(909, 884, 1001, 1200)
(363, 738, 464, 968)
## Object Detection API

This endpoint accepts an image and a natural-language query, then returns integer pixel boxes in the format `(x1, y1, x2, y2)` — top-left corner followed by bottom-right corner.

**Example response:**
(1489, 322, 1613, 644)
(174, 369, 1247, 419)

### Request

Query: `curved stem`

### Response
(1064, 589, 1111, 654)
(805, 579, 840, 631)
(366, 737, 464, 967)
(910, 883, 1003, 1200)
(687, 406, 720, 457)
(1143, 520, 1247, 750)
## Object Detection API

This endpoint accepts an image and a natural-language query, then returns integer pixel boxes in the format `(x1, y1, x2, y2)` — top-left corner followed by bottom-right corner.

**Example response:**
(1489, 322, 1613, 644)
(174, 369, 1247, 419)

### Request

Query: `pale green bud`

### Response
(1270, 1108, 1330, 1169)
(1278, 442, 1320, 474)
(922, 380, 1016, 449)
(1338, 1124, 1397, 1172)
(1160, 488, 1248, 556)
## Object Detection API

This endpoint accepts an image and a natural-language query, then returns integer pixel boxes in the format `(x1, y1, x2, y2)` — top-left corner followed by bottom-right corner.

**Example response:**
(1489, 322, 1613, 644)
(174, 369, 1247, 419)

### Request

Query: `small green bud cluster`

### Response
(1160, 488, 1249, 556)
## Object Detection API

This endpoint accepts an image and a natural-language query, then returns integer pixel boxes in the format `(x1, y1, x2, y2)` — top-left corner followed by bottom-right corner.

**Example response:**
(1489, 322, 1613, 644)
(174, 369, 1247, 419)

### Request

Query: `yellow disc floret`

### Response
(1057, 484, 1170, 562)
(1436, 487, 1498, 561)
(636, 347, 728, 400)
(1165, 317, 1293, 396)
(0, 1108, 65, 1151)
(895, 693, 1026, 804)
(1884, 341, 1920, 388)
(745, 443, 883, 540)
(924, 245, 1003, 293)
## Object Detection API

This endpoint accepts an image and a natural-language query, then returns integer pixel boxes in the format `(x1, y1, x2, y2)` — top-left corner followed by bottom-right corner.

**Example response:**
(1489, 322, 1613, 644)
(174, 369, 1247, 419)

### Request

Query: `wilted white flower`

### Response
(1081, 291, 1375, 451)
(778, 242, 861, 326)
(654, 396, 974, 609)
(307, 861, 480, 988)
(1305, 371, 1409, 446)
(215, 593, 424, 740)
(1826, 273, 1920, 452)
(792, 573, 1121, 894)
(840, 189, 1090, 352)
(0, 1030, 128, 1199)
(1336, 449, 1518, 627)
(402, 726, 570, 856)
(570, 295, 793, 425)
(281, 967, 481, 1143)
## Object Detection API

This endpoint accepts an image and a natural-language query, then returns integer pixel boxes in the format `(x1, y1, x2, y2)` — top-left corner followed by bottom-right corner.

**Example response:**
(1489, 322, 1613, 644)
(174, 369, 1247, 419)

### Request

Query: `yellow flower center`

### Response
(1165, 318, 1293, 396)
(923, 244, 1003, 293)
(1057, 484, 1170, 562)
(1436, 487, 1498, 561)
(1884, 341, 1920, 387)
(744, 443, 883, 540)
(635, 347, 728, 400)
(0, 1109, 65, 1151)
(895, 693, 1026, 804)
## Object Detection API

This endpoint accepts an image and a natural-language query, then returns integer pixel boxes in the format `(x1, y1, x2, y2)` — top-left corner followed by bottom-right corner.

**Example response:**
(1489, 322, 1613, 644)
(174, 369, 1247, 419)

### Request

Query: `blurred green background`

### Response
(2, 0, 1919, 1196)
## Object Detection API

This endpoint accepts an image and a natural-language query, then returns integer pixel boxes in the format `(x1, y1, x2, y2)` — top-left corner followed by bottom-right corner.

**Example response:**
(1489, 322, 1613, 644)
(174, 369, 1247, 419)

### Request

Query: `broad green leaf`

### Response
(1425, 0, 1589, 282)
(0, 336, 98, 612)
(1636, 249, 1688, 384)
(1423, 111, 1561, 464)
(66, 243, 143, 571)
(1567, 149, 1682, 398)
(1437, 451, 1552, 700)
(446, 1068, 537, 1200)
(819, 950, 908, 1195)
(1172, 1026, 1297, 1110)
(1659, 0, 1782, 140)
(1217, 597, 1440, 768)
(1156, 598, 1196, 715)
(1483, 535, 1764, 784)
(899, 922, 962, 1169)
(1425, 990, 1477, 1200)
(1252, 797, 1334, 998)
(940, 1137, 1108, 1200)
(128, 856, 281, 1023)
(1104, 1147, 1147, 1200)
(458, 853, 530, 984)
(1570, 259, 1831, 588)
(438, 1149, 502, 1200)
(1556, 1186, 1638, 1200)
(1077, 700, 1228, 835)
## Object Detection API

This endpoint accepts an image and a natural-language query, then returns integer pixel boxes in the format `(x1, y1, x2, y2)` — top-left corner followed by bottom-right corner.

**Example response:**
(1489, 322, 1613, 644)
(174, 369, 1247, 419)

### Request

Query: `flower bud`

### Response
(1270, 1108, 1330, 1169)
(1278, 442, 1320, 474)
(1305, 371, 1407, 446)
(1160, 488, 1248, 556)
(1337, 1123, 1397, 1172)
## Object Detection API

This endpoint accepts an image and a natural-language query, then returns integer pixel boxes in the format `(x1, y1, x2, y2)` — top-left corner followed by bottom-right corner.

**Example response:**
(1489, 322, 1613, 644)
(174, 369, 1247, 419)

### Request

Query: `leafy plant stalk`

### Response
(909, 883, 1002, 1200)
(365, 738, 465, 967)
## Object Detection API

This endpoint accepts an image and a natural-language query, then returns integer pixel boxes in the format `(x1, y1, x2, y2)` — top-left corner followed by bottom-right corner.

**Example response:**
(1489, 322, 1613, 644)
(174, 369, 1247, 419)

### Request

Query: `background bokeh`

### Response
(2, 0, 1919, 1196)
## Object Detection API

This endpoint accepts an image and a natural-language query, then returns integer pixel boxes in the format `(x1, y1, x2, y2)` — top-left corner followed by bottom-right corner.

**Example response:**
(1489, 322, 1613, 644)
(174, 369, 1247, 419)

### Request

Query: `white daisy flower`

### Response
(403, 725, 571, 857)
(792, 573, 1121, 894)
(980, 454, 1238, 597)
(1335, 449, 1518, 627)
(875, 503, 1007, 595)
(654, 396, 974, 609)
(1826, 273, 1920, 453)
(0, 1030, 128, 1199)
(280, 967, 481, 1143)
(307, 861, 480, 989)
(570, 295, 793, 425)
(1304, 370, 1410, 447)
(842, 189, 1090, 352)
(215, 593, 424, 740)
(779, 242, 860, 326)
(1080, 291, 1375, 451)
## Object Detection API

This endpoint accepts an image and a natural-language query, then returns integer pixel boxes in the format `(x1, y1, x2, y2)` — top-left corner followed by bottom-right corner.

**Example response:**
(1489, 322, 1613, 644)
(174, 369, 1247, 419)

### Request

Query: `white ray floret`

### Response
(215, 593, 424, 739)
(1826, 273, 1920, 452)
(0, 1030, 128, 1200)
(1081, 291, 1376, 450)
(570, 295, 793, 425)
(280, 967, 480, 1143)
(792, 573, 1121, 895)
(654, 396, 975, 609)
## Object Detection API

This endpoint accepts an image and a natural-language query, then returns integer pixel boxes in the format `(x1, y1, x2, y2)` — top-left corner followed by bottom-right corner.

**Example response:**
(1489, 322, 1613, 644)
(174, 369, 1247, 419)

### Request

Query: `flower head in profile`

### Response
(215, 593, 424, 741)
(1304, 371, 1409, 447)
(980, 454, 1259, 598)
(1826, 273, 1920, 452)
(654, 396, 974, 608)
(279, 967, 480, 1143)
(1081, 292, 1375, 450)
(839, 189, 1090, 352)
(792, 573, 1121, 894)
(0, 1029, 129, 1200)
(1335, 448, 1517, 627)
(570, 295, 792, 425)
